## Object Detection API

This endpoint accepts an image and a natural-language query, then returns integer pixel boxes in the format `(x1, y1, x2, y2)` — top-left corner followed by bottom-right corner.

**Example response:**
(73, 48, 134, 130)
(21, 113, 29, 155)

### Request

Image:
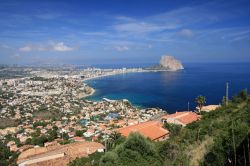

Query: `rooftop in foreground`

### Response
(162, 111, 200, 126)
(116, 120, 169, 141)
(17, 141, 104, 166)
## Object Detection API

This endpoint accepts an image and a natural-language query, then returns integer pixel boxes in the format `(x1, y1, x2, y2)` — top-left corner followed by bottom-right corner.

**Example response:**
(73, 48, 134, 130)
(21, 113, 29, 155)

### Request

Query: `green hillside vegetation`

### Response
(157, 89, 249, 165)
(0, 141, 18, 166)
(69, 90, 249, 166)
(100, 133, 163, 166)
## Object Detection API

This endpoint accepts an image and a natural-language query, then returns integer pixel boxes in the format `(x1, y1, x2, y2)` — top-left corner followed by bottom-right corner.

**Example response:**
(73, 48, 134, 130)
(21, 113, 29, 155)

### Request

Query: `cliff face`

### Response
(159, 56, 184, 71)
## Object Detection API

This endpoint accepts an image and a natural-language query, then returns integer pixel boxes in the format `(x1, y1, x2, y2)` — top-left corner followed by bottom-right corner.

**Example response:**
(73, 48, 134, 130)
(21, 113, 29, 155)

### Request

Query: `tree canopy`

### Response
(100, 132, 163, 166)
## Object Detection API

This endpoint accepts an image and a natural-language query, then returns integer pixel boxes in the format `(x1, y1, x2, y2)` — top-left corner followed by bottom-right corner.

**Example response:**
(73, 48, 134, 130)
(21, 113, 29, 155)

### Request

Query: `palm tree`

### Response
(195, 95, 206, 113)
(108, 131, 122, 149)
(109, 131, 121, 142)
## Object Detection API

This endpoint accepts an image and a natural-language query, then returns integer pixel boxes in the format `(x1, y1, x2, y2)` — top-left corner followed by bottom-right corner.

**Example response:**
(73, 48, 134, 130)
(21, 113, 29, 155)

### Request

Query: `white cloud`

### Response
(19, 45, 33, 52)
(35, 13, 63, 20)
(147, 2, 232, 28)
(115, 16, 136, 22)
(113, 22, 175, 33)
(83, 32, 107, 36)
(9, 53, 21, 60)
(229, 35, 250, 42)
(222, 30, 250, 41)
(12, 53, 20, 58)
(179, 29, 194, 37)
(0, 44, 10, 49)
(52, 42, 73, 52)
(19, 42, 73, 52)
(115, 46, 129, 52)
(19, 45, 48, 52)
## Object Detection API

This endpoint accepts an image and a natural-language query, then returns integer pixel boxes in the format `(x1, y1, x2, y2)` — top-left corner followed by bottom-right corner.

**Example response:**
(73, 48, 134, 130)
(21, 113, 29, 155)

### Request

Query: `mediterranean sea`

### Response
(85, 63, 250, 113)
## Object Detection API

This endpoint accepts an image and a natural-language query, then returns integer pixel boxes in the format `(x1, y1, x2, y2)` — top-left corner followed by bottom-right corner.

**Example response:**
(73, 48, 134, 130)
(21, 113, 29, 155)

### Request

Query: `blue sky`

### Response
(0, 0, 250, 65)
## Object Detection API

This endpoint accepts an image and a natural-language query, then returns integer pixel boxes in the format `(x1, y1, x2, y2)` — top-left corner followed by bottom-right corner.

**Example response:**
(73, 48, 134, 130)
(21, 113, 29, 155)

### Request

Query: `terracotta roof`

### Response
(116, 121, 169, 141)
(17, 141, 104, 166)
(72, 137, 85, 142)
(99, 125, 106, 130)
(162, 111, 199, 125)
(18, 145, 34, 152)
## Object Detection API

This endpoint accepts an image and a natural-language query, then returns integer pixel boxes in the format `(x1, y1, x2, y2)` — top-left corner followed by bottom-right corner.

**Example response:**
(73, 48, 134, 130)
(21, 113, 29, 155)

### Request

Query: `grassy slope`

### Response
(158, 96, 250, 165)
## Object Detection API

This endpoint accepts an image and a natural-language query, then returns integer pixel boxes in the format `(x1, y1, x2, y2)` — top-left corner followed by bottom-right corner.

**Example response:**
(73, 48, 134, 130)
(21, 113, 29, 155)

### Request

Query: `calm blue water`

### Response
(85, 63, 250, 113)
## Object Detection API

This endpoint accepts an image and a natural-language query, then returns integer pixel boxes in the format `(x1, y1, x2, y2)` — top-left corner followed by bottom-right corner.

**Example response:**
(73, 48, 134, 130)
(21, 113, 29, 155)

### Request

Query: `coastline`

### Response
(81, 70, 153, 99)
(81, 87, 96, 98)
(81, 68, 183, 99)
(82, 70, 150, 82)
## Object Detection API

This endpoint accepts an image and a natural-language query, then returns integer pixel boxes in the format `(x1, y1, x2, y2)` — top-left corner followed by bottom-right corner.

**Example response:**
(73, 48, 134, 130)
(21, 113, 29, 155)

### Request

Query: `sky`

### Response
(0, 0, 250, 65)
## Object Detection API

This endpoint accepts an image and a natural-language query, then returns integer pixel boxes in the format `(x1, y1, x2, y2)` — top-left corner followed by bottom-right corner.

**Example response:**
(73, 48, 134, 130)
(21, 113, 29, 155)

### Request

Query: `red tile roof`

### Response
(116, 121, 169, 141)
(72, 137, 85, 142)
(17, 141, 104, 166)
(162, 111, 200, 125)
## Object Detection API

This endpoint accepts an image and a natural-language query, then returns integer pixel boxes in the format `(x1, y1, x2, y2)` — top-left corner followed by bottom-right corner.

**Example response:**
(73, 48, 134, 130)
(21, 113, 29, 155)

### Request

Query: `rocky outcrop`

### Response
(159, 56, 184, 71)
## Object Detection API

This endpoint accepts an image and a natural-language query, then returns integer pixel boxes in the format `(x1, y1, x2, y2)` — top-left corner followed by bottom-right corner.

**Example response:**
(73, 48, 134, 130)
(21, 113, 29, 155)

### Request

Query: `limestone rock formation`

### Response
(159, 55, 184, 71)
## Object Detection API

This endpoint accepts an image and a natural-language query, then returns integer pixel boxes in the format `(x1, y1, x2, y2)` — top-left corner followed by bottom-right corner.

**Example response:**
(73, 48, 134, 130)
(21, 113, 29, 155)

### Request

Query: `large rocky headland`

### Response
(150, 55, 184, 71)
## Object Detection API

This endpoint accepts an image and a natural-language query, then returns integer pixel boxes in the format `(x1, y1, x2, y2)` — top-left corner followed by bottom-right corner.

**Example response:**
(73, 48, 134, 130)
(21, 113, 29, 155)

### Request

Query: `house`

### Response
(198, 105, 220, 112)
(44, 141, 59, 147)
(18, 145, 34, 152)
(17, 141, 104, 166)
(83, 129, 95, 137)
(71, 136, 85, 142)
(10, 144, 18, 152)
(104, 113, 119, 120)
(68, 132, 75, 138)
(19, 135, 29, 143)
(116, 120, 169, 141)
(7, 141, 16, 147)
(161, 111, 200, 126)
(115, 120, 126, 127)
(40, 129, 47, 134)
(0, 127, 19, 135)
(98, 124, 107, 131)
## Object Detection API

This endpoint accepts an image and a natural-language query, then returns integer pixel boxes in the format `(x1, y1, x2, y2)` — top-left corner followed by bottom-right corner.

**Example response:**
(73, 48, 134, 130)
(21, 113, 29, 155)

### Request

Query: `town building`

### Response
(116, 120, 169, 141)
(17, 141, 104, 166)
(198, 105, 220, 112)
(161, 111, 200, 126)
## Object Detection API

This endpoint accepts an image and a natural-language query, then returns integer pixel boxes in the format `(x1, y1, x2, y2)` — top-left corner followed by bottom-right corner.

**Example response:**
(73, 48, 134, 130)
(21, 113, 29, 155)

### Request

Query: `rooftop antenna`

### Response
(188, 101, 190, 111)
(226, 82, 229, 106)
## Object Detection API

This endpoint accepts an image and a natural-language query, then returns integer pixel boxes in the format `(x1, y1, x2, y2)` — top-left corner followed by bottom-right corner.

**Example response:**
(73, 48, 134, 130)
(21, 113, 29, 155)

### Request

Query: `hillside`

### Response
(157, 89, 250, 165)
(69, 90, 250, 166)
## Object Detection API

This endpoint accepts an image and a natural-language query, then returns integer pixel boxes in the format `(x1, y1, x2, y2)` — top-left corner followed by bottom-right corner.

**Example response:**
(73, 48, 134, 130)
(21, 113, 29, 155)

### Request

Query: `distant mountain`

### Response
(149, 55, 184, 71)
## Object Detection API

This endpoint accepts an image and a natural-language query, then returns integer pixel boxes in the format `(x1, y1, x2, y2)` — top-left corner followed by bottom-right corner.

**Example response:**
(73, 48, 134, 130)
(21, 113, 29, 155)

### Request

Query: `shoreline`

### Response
(81, 87, 96, 98)
(82, 68, 183, 83)
(81, 68, 183, 101)
(82, 70, 151, 82)
(81, 70, 153, 99)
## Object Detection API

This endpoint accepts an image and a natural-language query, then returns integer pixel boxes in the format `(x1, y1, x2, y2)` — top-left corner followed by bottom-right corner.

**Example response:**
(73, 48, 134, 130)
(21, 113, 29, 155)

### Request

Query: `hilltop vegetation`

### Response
(157, 89, 249, 165)
(69, 90, 250, 166)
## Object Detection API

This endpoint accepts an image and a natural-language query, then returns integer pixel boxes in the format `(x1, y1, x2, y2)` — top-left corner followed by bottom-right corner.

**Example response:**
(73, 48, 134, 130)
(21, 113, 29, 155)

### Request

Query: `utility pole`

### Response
(188, 102, 190, 111)
(226, 82, 229, 106)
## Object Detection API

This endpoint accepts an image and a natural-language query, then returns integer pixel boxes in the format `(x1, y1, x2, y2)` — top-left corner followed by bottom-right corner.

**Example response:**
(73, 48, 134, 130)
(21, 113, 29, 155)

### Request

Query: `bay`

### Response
(85, 63, 250, 113)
